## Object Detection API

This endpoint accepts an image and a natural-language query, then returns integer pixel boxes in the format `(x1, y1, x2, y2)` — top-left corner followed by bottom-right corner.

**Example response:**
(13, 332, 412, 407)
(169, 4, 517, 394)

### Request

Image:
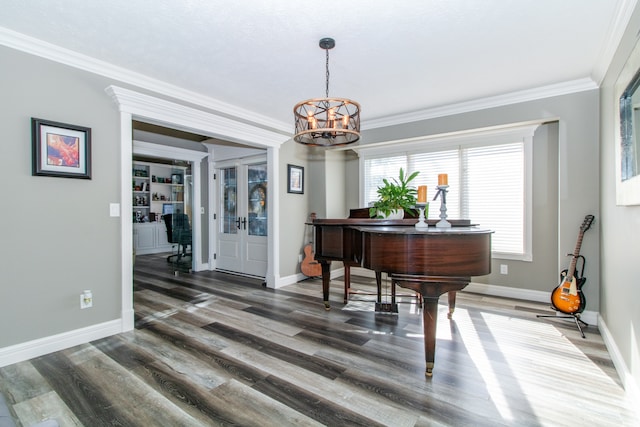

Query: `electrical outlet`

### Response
(500, 264, 508, 275)
(80, 290, 93, 309)
(298, 254, 303, 263)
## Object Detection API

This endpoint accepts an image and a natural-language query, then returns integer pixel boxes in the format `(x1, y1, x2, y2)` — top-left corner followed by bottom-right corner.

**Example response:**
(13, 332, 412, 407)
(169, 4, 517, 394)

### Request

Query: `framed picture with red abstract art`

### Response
(31, 117, 92, 179)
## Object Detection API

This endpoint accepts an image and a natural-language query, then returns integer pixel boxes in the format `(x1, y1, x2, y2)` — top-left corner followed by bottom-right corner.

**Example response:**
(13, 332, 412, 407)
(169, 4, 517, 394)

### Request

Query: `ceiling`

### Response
(0, 0, 633, 134)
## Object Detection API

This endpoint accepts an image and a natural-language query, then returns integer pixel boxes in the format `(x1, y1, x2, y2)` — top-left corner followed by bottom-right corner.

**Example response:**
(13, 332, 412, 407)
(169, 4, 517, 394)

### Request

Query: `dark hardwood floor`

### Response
(1, 254, 637, 426)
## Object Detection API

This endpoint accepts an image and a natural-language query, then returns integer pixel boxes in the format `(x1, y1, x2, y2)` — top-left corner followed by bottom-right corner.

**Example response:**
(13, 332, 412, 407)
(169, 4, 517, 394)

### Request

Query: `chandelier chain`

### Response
(325, 48, 330, 98)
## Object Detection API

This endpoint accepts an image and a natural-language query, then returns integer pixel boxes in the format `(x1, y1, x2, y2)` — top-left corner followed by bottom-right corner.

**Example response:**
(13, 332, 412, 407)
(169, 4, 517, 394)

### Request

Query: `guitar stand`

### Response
(537, 254, 588, 338)
(537, 311, 588, 338)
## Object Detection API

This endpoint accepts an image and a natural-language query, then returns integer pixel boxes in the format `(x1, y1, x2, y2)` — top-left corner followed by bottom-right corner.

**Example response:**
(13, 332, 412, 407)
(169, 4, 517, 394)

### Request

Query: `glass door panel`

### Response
(247, 163, 267, 237)
(222, 167, 238, 234)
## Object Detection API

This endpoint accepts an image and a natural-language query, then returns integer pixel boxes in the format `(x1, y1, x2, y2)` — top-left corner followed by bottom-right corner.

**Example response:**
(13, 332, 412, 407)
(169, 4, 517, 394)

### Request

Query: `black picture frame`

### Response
(287, 164, 304, 194)
(31, 117, 92, 179)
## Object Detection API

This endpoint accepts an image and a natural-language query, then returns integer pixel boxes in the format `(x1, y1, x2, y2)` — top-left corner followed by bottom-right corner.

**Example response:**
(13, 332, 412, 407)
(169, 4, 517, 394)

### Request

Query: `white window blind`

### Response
(410, 150, 460, 218)
(364, 155, 407, 206)
(359, 124, 536, 260)
(463, 143, 524, 255)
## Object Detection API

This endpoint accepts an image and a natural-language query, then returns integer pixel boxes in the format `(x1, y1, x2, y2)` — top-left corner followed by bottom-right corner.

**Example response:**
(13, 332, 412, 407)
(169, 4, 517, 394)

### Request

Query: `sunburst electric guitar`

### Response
(550, 215, 594, 315)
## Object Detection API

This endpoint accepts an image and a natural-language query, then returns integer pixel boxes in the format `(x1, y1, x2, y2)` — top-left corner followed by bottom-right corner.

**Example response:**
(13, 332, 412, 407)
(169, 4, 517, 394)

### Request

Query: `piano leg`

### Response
(343, 264, 351, 304)
(391, 274, 470, 377)
(447, 291, 457, 319)
(422, 296, 439, 376)
(320, 260, 332, 310)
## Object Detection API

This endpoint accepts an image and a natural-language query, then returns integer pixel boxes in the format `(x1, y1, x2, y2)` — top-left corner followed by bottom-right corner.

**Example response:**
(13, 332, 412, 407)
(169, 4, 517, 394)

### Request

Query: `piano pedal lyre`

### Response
(375, 302, 398, 313)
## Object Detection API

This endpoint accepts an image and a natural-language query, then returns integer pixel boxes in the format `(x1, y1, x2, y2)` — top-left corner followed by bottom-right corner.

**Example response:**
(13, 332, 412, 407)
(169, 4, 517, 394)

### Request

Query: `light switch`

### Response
(110, 203, 120, 217)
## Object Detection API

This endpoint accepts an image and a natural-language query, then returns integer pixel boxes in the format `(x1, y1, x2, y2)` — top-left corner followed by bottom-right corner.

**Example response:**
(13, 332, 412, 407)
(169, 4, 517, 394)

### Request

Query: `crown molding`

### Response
(592, 0, 638, 85)
(0, 26, 291, 134)
(0, 24, 608, 135)
(362, 78, 598, 130)
(349, 120, 544, 155)
(106, 86, 289, 149)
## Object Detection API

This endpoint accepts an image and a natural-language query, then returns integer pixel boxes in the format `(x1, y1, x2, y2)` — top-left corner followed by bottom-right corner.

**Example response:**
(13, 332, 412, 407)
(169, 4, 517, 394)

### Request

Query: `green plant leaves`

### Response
(369, 168, 419, 218)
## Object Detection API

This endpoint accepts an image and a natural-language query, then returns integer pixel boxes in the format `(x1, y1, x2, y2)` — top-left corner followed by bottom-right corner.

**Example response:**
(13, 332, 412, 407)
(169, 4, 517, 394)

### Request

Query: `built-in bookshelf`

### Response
(132, 161, 188, 255)
(132, 161, 186, 223)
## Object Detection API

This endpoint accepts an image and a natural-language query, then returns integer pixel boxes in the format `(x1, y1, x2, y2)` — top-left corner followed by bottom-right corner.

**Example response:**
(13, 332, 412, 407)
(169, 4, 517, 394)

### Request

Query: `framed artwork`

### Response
(287, 164, 304, 194)
(32, 118, 92, 179)
(615, 38, 640, 205)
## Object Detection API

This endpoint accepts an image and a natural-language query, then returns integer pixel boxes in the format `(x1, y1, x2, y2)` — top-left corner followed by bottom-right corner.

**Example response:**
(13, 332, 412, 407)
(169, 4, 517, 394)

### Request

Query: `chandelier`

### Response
(293, 38, 361, 146)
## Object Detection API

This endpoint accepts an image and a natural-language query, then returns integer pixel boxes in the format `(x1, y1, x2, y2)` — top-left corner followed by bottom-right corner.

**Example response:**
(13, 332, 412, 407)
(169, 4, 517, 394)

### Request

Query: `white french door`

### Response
(216, 159, 268, 277)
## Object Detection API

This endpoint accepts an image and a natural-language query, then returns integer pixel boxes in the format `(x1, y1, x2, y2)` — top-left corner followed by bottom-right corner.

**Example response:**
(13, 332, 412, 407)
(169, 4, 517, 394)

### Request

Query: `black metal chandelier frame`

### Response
(293, 38, 361, 147)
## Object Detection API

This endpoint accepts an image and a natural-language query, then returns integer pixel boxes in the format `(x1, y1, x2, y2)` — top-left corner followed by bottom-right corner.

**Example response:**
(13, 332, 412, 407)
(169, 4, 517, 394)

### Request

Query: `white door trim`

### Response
(106, 85, 288, 333)
(214, 156, 268, 277)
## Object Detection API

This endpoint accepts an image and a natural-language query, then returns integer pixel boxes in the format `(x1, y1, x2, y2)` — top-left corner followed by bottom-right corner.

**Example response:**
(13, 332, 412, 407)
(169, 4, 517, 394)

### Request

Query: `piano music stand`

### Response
(343, 269, 420, 313)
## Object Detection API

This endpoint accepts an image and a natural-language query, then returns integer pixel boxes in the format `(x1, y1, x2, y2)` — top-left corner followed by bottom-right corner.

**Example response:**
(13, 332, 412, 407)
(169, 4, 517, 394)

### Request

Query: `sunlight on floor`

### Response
(441, 305, 631, 425)
(450, 308, 515, 422)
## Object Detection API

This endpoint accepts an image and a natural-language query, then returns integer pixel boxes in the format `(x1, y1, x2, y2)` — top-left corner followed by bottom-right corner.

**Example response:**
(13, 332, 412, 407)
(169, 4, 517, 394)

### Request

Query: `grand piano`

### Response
(312, 209, 492, 376)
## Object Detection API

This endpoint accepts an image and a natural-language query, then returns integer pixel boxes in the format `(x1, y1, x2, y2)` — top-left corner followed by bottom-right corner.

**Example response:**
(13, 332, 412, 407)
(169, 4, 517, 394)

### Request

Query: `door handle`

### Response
(242, 217, 247, 230)
(236, 217, 242, 229)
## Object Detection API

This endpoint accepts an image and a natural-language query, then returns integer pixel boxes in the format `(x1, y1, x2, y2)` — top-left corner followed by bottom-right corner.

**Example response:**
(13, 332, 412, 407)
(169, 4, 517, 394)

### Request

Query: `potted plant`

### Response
(369, 168, 419, 218)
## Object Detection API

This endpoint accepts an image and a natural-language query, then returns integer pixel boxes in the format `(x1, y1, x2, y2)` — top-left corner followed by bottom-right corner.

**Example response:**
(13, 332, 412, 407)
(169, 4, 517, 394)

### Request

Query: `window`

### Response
(359, 124, 537, 260)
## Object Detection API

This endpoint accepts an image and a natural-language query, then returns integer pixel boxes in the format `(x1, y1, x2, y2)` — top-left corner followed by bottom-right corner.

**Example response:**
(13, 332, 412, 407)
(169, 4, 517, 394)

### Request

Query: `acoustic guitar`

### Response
(301, 212, 322, 277)
(550, 215, 594, 314)
(301, 243, 322, 277)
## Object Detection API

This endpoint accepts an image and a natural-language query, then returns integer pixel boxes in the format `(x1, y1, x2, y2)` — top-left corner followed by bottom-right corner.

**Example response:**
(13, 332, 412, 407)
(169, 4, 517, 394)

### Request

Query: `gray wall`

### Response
(600, 3, 640, 397)
(279, 139, 311, 276)
(477, 122, 559, 292)
(0, 46, 122, 346)
(341, 91, 599, 309)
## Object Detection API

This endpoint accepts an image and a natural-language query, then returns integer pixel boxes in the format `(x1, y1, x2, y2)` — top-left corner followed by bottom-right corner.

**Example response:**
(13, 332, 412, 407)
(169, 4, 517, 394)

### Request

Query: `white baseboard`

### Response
(276, 267, 346, 289)
(275, 272, 306, 288)
(345, 267, 599, 324)
(463, 282, 598, 325)
(0, 320, 124, 368)
(598, 316, 640, 420)
(0, 269, 613, 390)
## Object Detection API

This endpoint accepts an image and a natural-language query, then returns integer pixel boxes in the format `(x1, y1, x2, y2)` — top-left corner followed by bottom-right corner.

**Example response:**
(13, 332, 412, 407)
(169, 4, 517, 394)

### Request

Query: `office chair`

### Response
(163, 213, 192, 264)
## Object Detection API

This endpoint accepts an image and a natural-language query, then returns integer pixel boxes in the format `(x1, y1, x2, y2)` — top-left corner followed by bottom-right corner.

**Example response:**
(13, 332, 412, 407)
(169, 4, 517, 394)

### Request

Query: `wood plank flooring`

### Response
(1, 254, 638, 426)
